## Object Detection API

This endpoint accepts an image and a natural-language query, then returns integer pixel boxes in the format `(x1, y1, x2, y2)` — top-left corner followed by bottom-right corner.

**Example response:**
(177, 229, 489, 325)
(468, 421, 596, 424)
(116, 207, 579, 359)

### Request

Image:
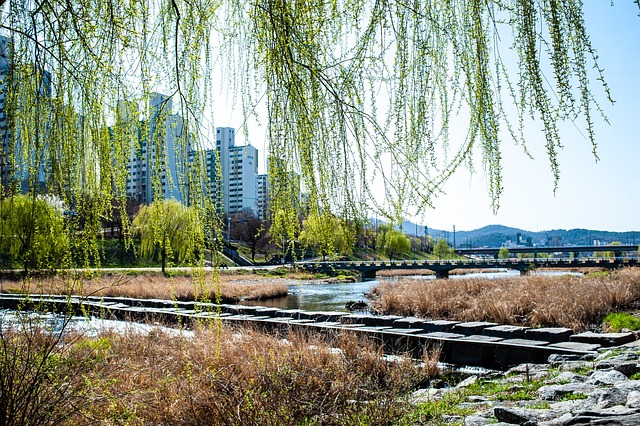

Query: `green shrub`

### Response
(603, 312, 640, 332)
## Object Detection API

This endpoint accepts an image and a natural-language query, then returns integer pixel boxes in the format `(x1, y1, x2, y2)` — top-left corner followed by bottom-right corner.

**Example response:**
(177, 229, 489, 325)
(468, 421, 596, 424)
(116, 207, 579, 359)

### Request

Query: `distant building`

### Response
(0, 35, 52, 194)
(122, 93, 189, 204)
(256, 173, 269, 220)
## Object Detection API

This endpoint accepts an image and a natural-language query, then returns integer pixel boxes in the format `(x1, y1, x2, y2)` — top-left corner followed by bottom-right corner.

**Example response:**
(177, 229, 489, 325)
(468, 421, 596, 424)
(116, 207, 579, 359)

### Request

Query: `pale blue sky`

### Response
(418, 2, 640, 233)
(218, 3, 640, 233)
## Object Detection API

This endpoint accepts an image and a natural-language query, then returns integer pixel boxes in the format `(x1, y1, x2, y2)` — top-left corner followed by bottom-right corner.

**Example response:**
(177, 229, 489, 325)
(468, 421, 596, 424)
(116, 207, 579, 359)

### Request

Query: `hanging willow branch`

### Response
(0, 0, 631, 266)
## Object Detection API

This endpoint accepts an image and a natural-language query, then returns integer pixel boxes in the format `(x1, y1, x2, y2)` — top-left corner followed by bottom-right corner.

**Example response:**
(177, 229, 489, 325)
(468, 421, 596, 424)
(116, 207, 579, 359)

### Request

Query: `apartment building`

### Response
(123, 93, 189, 204)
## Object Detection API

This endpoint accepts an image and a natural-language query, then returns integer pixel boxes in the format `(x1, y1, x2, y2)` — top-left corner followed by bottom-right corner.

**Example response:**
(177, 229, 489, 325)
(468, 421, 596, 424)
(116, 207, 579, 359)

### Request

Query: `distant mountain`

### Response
(399, 221, 640, 249)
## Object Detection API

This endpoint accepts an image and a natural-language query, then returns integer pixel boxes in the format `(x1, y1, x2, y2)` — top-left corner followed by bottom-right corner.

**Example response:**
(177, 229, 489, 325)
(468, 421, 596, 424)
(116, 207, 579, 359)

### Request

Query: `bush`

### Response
(603, 312, 640, 332)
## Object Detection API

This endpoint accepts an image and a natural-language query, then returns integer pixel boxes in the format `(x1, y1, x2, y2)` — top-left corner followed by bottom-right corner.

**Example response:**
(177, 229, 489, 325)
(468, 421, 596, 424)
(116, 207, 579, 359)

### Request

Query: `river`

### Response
(239, 269, 583, 312)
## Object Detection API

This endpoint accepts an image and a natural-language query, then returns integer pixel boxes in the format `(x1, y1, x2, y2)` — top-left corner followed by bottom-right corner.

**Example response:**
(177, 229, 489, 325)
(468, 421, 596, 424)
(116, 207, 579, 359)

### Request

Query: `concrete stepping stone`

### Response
(483, 324, 529, 339)
(570, 331, 636, 347)
(421, 319, 459, 332)
(451, 321, 498, 336)
(524, 327, 573, 343)
(549, 341, 601, 352)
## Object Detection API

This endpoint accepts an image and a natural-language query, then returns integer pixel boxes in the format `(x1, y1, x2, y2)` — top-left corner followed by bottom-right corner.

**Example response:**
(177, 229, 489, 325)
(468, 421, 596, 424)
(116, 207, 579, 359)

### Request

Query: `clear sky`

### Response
(419, 2, 640, 233)
(217, 3, 640, 233)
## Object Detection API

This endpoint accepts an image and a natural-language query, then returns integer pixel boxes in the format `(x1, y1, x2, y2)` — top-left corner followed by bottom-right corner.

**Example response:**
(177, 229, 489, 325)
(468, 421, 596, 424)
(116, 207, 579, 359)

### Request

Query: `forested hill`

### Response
(400, 222, 640, 248)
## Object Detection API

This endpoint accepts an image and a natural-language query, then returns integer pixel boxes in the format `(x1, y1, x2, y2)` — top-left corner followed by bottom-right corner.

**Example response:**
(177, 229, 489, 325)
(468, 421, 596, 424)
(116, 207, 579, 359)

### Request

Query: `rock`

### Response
(539, 412, 574, 425)
(565, 407, 640, 425)
(586, 370, 628, 386)
(585, 387, 630, 409)
(456, 375, 479, 388)
(538, 383, 596, 401)
(627, 391, 640, 408)
(344, 300, 368, 311)
(465, 415, 490, 426)
(548, 353, 596, 364)
(493, 406, 537, 425)
(552, 371, 587, 384)
(595, 359, 640, 377)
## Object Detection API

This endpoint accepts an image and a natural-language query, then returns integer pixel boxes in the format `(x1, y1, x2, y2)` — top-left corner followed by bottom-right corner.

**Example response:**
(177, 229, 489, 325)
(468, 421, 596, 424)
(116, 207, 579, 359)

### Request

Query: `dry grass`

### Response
(0, 322, 438, 425)
(0, 271, 288, 303)
(369, 268, 640, 331)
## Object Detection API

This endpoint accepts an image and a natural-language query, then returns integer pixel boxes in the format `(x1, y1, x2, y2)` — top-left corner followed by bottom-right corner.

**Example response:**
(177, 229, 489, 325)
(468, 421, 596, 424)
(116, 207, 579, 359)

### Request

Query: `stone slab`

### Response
(416, 331, 466, 340)
(299, 311, 347, 322)
(461, 335, 504, 343)
(393, 317, 427, 328)
(570, 331, 637, 347)
(483, 324, 529, 339)
(548, 341, 601, 352)
(500, 338, 550, 347)
(384, 328, 423, 335)
(340, 314, 402, 327)
(420, 319, 459, 332)
(253, 307, 282, 317)
(274, 309, 303, 318)
(451, 321, 499, 336)
(524, 327, 573, 343)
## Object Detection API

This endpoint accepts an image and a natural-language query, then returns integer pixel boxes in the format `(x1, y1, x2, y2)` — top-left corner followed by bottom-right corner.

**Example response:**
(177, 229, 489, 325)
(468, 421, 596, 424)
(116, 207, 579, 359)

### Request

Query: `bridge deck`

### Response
(298, 257, 639, 279)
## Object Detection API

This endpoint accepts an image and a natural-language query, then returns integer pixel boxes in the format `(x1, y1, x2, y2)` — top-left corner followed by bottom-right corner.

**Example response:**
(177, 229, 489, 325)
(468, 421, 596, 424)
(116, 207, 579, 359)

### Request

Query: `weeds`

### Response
(0, 318, 439, 425)
(603, 312, 640, 332)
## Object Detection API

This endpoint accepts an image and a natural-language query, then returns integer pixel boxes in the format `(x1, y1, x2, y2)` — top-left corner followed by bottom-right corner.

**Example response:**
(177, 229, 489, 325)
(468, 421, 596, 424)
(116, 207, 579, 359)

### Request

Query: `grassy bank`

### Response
(0, 321, 438, 425)
(369, 268, 640, 331)
(0, 271, 288, 303)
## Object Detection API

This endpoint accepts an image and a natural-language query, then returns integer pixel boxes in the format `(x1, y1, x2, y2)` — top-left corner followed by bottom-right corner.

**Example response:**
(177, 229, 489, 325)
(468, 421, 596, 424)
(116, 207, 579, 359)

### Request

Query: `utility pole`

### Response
(453, 225, 456, 249)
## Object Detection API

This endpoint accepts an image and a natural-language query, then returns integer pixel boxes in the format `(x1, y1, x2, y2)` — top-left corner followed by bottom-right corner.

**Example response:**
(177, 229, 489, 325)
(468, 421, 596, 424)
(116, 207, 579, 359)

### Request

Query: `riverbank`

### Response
(0, 270, 288, 303)
(369, 268, 640, 331)
(407, 339, 640, 425)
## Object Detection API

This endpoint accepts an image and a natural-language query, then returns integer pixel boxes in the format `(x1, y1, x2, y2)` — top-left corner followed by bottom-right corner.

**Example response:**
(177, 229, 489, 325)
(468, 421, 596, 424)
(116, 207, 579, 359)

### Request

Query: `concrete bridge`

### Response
(297, 257, 639, 280)
(1, 294, 634, 370)
(456, 244, 639, 259)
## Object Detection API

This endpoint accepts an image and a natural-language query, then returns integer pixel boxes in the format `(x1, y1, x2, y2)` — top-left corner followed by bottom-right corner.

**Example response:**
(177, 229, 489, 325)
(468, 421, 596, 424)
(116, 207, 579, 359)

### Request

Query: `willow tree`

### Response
(133, 200, 201, 274)
(0, 0, 634, 269)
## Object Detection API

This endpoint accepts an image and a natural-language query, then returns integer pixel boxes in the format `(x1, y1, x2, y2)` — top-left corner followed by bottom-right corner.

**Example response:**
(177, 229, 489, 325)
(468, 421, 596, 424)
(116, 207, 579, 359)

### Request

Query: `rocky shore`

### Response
(413, 338, 640, 425)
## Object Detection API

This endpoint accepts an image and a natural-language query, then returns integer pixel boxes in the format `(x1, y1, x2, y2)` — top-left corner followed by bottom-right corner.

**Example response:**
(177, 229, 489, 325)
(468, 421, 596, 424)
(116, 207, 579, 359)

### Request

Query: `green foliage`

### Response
(603, 312, 640, 332)
(0, 194, 69, 272)
(498, 247, 511, 259)
(433, 238, 453, 259)
(299, 212, 355, 260)
(132, 200, 203, 273)
(378, 229, 411, 260)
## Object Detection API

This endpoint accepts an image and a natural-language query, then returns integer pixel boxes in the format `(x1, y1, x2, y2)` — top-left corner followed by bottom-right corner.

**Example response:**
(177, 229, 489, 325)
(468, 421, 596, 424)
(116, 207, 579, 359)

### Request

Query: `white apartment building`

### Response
(123, 93, 188, 204)
(256, 173, 269, 220)
(215, 127, 259, 216)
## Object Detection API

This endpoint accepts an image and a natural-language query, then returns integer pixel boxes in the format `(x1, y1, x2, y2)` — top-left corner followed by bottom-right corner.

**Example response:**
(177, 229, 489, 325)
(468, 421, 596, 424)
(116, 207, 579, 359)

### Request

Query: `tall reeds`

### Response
(370, 268, 640, 331)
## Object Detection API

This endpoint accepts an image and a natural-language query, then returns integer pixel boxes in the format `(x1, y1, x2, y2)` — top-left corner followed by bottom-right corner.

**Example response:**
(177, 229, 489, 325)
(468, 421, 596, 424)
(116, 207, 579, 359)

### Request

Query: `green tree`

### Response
(433, 238, 452, 259)
(380, 230, 411, 261)
(0, 194, 68, 272)
(132, 200, 202, 274)
(299, 212, 354, 260)
(498, 247, 511, 259)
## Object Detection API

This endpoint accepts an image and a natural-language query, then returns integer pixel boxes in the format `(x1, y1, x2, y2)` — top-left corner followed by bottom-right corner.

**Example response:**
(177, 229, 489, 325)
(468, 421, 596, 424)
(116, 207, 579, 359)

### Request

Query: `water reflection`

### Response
(239, 269, 583, 312)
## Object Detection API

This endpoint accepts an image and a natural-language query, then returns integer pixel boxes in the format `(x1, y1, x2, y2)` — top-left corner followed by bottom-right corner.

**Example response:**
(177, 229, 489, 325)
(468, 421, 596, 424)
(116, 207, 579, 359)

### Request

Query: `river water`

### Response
(239, 270, 583, 312)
